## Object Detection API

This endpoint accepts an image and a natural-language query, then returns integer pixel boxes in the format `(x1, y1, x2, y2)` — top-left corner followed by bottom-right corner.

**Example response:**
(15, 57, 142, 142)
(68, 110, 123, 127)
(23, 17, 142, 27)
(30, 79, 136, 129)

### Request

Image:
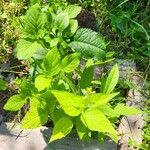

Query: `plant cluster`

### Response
(3, 3, 142, 144)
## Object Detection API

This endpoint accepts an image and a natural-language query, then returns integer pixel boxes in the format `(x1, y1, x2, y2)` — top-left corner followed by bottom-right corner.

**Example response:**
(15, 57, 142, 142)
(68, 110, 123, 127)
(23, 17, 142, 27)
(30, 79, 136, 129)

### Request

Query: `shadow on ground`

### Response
(0, 123, 117, 150)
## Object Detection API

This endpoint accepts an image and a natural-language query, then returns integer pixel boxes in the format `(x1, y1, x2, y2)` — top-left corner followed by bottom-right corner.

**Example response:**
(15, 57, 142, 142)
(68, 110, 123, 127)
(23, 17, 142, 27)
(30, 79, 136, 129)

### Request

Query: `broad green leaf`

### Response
(22, 4, 46, 38)
(114, 103, 142, 116)
(61, 53, 80, 73)
(70, 19, 78, 36)
(69, 28, 106, 60)
(4, 95, 26, 111)
(35, 75, 51, 91)
(80, 66, 94, 89)
(0, 79, 7, 91)
(50, 117, 73, 142)
(16, 40, 42, 60)
(55, 12, 69, 31)
(52, 90, 85, 116)
(81, 109, 118, 137)
(86, 93, 118, 106)
(43, 48, 61, 76)
(21, 107, 48, 128)
(65, 5, 81, 18)
(102, 64, 119, 93)
(76, 117, 89, 140)
(92, 93, 119, 108)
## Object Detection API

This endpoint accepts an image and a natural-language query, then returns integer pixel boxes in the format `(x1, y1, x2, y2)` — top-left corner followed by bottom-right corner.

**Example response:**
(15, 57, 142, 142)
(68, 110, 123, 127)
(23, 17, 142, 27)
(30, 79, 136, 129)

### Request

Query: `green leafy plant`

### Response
(4, 3, 142, 144)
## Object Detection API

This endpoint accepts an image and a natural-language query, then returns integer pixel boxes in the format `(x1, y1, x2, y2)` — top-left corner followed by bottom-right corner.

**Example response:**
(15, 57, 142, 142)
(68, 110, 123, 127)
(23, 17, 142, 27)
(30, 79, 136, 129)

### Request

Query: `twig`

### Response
(0, 69, 27, 75)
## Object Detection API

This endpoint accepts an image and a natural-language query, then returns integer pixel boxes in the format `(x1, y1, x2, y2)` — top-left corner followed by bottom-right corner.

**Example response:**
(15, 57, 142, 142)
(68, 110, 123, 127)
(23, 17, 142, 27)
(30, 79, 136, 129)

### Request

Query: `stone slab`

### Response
(0, 123, 117, 150)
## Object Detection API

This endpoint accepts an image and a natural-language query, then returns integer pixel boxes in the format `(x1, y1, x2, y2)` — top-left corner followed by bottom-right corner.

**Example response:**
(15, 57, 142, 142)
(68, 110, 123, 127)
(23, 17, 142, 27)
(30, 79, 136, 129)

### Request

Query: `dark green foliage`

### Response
(69, 28, 106, 60)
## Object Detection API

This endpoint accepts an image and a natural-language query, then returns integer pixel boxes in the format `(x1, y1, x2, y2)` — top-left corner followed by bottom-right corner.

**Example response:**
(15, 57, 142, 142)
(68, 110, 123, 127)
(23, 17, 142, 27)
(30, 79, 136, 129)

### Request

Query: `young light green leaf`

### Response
(4, 95, 27, 111)
(69, 28, 106, 60)
(22, 4, 46, 38)
(43, 48, 61, 76)
(65, 5, 81, 18)
(61, 53, 80, 73)
(35, 75, 51, 91)
(21, 107, 48, 129)
(52, 90, 85, 116)
(102, 64, 119, 93)
(92, 93, 119, 108)
(55, 12, 69, 31)
(87, 93, 118, 104)
(114, 103, 142, 116)
(80, 66, 94, 89)
(50, 117, 73, 142)
(16, 40, 42, 60)
(81, 109, 118, 138)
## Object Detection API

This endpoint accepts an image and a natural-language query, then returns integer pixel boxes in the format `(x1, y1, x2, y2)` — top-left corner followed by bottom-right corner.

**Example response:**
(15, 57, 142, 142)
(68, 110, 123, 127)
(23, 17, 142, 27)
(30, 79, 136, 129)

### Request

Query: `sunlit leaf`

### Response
(50, 117, 73, 142)
(4, 95, 27, 111)
(102, 64, 119, 93)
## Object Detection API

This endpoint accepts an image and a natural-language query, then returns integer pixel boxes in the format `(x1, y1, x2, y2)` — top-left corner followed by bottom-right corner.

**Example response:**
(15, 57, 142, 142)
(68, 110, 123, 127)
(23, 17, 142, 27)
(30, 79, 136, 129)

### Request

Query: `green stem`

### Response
(63, 75, 77, 94)
(130, 19, 150, 41)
